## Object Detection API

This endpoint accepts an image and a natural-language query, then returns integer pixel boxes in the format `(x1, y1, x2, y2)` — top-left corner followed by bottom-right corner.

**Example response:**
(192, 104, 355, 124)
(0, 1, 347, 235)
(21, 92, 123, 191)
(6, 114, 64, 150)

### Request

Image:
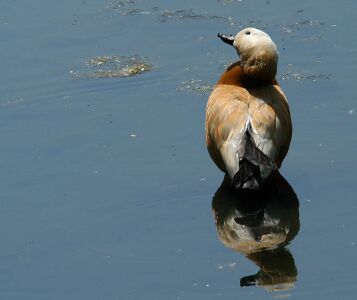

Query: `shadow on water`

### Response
(212, 171, 300, 292)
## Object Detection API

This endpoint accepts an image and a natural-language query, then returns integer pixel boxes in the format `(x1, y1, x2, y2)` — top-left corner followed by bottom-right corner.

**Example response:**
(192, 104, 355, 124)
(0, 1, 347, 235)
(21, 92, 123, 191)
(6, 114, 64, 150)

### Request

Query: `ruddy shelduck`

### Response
(206, 28, 292, 189)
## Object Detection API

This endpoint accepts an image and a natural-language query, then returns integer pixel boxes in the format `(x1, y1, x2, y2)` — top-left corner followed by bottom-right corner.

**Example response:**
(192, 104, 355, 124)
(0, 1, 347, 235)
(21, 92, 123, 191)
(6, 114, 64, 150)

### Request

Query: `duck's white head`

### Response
(218, 27, 278, 82)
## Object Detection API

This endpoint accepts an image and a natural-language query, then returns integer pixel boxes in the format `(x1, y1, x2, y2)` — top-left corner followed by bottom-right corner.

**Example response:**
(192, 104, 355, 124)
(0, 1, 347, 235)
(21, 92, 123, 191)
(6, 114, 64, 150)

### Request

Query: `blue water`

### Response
(1, 0, 357, 299)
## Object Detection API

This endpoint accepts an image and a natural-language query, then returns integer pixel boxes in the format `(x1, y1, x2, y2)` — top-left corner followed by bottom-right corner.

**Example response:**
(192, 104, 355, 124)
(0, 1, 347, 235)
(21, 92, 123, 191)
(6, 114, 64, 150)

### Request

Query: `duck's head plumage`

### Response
(219, 27, 278, 83)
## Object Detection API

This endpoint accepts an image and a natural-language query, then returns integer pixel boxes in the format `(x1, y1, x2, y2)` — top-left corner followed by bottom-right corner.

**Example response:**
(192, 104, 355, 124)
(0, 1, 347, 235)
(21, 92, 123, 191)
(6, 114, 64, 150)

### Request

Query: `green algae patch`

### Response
(70, 55, 153, 79)
(177, 79, 213, 95)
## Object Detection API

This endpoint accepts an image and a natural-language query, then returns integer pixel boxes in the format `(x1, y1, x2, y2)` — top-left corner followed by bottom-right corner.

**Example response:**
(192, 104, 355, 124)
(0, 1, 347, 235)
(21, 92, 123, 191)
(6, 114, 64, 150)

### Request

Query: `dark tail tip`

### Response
(233, 158, 263, 189)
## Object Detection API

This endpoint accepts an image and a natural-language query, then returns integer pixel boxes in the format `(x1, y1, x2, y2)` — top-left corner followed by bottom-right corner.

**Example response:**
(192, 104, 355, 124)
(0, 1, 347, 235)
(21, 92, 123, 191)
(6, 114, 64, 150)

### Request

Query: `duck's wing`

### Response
(206, 85, 250, 176)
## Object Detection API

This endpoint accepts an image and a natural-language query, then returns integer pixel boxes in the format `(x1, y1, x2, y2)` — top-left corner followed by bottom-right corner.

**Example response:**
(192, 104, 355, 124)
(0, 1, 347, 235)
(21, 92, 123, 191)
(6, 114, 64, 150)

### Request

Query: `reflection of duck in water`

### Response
(212, 171, 299, 291)
(241, 247, 297, 291)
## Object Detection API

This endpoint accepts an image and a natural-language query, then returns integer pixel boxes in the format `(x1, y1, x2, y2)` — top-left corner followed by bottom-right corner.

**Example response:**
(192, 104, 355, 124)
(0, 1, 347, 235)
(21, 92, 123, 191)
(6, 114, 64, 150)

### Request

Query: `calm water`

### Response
(1, 0, 357, 299)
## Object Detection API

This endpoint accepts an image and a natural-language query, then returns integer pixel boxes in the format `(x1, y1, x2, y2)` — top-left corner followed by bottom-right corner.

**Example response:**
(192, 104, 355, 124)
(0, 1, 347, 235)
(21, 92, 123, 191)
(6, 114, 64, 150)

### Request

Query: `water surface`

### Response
(1, 0, 357, 299)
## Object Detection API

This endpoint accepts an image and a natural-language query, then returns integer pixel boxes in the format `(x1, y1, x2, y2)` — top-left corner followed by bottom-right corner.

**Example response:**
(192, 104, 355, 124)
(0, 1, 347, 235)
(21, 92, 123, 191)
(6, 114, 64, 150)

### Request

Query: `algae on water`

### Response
(70, 55, 153, 79)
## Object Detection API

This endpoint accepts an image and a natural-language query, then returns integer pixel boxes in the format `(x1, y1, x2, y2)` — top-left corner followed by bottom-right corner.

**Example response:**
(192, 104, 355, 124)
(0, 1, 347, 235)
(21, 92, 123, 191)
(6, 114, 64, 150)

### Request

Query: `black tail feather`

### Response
(233, 130, 276, 189)
(233, 158, 263, 189)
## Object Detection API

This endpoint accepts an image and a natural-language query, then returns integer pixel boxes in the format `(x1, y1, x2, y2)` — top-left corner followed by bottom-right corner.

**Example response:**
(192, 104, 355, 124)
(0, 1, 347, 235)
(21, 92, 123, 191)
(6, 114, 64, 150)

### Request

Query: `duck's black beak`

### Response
(240, 275, 257, 287)
(218, 33, 235, 46)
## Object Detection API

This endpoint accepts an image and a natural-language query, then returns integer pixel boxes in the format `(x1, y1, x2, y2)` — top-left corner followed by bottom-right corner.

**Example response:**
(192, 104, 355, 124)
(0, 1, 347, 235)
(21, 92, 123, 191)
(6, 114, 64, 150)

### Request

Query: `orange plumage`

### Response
(205, 28, 292, 189)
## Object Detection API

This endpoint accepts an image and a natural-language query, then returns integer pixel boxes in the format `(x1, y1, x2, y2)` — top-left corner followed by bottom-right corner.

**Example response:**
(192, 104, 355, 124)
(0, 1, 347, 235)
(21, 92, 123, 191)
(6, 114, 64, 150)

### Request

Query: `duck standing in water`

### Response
(206, 28, 292, 189)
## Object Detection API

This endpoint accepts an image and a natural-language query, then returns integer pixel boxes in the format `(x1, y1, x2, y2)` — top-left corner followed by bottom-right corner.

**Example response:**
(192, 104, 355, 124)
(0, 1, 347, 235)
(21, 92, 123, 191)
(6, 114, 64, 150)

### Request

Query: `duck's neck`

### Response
(218, 61, 278, 88)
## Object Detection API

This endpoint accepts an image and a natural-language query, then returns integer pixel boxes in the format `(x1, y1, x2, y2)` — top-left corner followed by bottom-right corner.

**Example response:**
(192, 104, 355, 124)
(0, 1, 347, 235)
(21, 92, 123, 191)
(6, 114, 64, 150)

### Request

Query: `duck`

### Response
(205, 28, 292, 189)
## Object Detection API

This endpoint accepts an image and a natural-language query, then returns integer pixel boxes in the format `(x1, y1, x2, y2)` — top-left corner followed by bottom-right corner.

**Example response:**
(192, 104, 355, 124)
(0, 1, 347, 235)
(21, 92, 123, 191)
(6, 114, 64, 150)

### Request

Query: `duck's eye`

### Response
(246, 31, 251, 35)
